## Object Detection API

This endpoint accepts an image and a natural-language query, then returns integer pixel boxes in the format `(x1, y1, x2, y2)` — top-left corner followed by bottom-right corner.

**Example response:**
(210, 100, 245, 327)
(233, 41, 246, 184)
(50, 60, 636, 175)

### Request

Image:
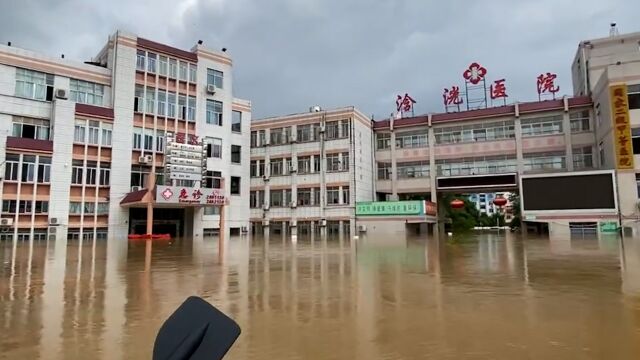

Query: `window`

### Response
(297, 188, 312, 206)
(167, 92, 176, 118)
(207, 69, 223, 89)
(97, 203, 109, 215)
(251, 131, 258, 147)
(204, 171, 222, 189)
(134, 84, 144, 112)
(70, 79, 104, 106)
(178, 95, 186, 119)
(313, 156, 321, 172)
(206, 138, 222, 158)
(71, 160, 84, 185)
(34, 201, 48, 214)
(130, 166, 150, 188)
(204, 207, 221, 216)
(633, 128, 640, 155)
(570, 110, 590, 133)
(156, 130, 165, 152)
(298, 156, 311, 174)
(159, 56, 168, 76)
(69, 202, 82, 215)
(434, 121, 515, 144)
(231, 145, 241, 164)
(136, 50, 146, 71)
(86, 161, 98, 185)
(435, 155, 517, 176)
(4, 155, 19, 181)
(377, 133, 391, 150)
(102, 124, 113, 146)
(179, 62, 188, 81)
(573, 146, 593, 170)
(37, 157, 51, 183)
(189, 64, 197, 83)
(2, 200, 16, 213)
(599, 141, 605, 167)
(84, 202, 96, 215)
(270, 127, 290, 145)
(297, 123, 319, 142)
(157, 90, 167, 116)
(250, 160, 264, 177)
(397, 161, 430, 178)
(99, 163, 110, 185)
(340, 120, 350, 139)
(18, 201, 32, 214)
(377, 162, 391, 180)
(258, 130, 266, 146)
(325, 121, 340, 140)
(144, 130, 154, 151)
(88, 121, 100, 145)
(521, 115, 563, 137)
(206, 100, 223, 125)
(396, 131, 428, 148)
(270, 190, 284, 207)
(230, 176, 241, 195)
(270, 158, 284, 176)
(12, 116, 50, 140)
(326, 153, 348, 172)
(133, 129, 142, 150)
(342, 186, 350, 205)
(145, 87, 156, 114)
(21, 156, 36, 182)
(250, 191, 264, 208)
(15, 68, 53, 101)
(232, 111, 242, 132)
(523, 152, 566, 171)
(628, 84, 640, 110)
(327, 187, 340, 205)
(169, 59, 177, 78)
(187, 96, 196, 121)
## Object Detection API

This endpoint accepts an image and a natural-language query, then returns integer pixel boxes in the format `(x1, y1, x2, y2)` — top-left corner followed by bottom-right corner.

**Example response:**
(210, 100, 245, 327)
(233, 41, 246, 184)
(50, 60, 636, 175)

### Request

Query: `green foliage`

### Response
(442, 194, 479, 233)
(508, 193, 521, 230)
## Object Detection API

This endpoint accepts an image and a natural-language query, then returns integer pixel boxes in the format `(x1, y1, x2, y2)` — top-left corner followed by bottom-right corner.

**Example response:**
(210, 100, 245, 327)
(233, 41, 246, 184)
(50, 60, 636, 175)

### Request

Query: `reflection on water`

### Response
(1, 232, 640, 359)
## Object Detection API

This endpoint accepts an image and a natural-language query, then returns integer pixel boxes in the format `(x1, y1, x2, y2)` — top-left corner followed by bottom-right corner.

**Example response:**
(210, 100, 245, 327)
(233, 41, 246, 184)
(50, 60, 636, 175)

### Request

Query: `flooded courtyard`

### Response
(2, 232, 640, 359)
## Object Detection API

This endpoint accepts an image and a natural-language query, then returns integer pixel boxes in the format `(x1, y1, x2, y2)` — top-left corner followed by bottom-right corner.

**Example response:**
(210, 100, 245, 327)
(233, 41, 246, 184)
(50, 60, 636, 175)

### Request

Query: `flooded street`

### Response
(2, 233, 640, 359)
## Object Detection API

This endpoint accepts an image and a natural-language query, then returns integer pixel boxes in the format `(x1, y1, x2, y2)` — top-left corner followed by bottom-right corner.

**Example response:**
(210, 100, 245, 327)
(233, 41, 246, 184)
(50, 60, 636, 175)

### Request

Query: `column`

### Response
(428, 124, 439, 237)
(514, 103, 524, 174)
(390, 131, 398, 200)
(562, 97, 574, 171)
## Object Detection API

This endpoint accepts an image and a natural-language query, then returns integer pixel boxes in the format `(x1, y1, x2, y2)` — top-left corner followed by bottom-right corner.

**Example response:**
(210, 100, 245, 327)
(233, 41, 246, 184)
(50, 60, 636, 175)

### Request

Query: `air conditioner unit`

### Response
(0, 218, 13, 226)
(289, 165, 297, 173)
(49, 218, 59, 226)
(320, 219, 327, 227)
(310, 105, 322, 113)
(358, 225, 367, 233)
(144, 154, 153, 162)
(289, 135, 297, 143)
(262, 174, 270, 182)
(262, 220, 270, 226)
(206, 84, 217, 94)
(131, 186, 142, 192)
(138, 155, 153, 164)
(290, 201, 297, 209)
(337, 164, 343, 171)
(319, 124, 326, 133)
(49, 226, 57, 234)
(240, 226, 248, 233)
(55, 88, 68, 99)
(262, 203, 270, 211)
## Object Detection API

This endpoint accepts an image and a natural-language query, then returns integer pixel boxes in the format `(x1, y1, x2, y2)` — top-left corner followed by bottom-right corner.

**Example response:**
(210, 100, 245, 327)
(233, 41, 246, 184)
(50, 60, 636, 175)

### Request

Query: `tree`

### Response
(443, 194, 480, 232)
(508, 193, 521, 230)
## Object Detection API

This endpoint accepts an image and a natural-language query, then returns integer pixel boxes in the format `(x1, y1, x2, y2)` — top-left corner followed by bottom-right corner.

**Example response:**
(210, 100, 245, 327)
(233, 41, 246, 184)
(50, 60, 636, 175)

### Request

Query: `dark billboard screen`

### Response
(522, 173, 615, 211)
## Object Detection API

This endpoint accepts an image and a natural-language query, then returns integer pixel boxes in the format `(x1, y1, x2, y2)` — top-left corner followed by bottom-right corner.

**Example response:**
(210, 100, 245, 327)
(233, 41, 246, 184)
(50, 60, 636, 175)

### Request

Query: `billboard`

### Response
(356, 201, 436, 216)
(521, 171, 616, 211)
(156, 186, 225, 206)
(609, 84, 634, 169)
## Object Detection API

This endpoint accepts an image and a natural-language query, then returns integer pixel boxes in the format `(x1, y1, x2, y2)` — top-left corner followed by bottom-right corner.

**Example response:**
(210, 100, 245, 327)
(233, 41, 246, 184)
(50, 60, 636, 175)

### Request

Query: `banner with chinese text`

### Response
(356, 201, 436, 216)
(609, 85, 635, 169)
(156, 186, 225, 206)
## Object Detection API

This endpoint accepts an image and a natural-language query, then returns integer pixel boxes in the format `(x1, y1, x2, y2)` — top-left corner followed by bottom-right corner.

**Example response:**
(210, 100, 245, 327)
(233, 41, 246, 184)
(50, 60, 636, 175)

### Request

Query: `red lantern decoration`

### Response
(450, 199, 465, 209)
(493, 196, 507, 207)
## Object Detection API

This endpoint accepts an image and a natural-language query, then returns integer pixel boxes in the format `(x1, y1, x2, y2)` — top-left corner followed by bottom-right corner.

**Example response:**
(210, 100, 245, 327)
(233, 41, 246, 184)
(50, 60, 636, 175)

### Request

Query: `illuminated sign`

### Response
(599, 221, 618, 233)
(356, 201, 432, 216)
(156, 186, 225, 206)
(609, 84, 634, 169)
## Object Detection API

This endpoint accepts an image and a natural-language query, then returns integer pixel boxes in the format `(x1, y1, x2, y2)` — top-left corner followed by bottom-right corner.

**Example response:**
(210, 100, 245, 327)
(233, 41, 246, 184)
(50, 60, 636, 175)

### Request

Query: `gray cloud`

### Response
(1, 0, 639, 119)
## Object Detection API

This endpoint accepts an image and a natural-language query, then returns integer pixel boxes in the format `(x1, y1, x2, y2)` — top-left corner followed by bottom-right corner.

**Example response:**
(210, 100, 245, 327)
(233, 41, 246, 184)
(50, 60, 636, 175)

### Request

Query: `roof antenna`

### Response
(610, 22, 619, 37)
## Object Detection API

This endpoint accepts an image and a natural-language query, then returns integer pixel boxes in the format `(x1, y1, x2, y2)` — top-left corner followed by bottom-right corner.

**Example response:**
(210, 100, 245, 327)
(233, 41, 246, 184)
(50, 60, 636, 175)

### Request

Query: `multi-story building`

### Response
(572, 27, 640, 234)
(468, 192, 512, 216)
(0, 30, 251, 241)
(249, 107, 374, 237)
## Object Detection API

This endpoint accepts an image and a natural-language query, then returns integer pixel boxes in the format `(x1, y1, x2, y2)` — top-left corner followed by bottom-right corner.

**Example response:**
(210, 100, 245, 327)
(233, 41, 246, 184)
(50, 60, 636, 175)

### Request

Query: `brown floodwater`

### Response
(1, 232, 640, 359)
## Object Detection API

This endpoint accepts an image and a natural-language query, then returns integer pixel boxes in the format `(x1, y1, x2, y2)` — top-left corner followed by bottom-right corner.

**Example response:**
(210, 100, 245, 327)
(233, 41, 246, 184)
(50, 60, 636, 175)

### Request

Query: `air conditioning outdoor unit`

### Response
(289, 165, 297, 173)
(55, 88, 68, 99)
(319, 124, 326, 133)
(240, 226, 248, 233)
(49, 226, 57, 234)
(320, 219, 327, 227)
(0, 218, 13, 226)
(206, 84, 217, 94)
(310, 105, 322, 112)
(131, 186, 142, 192)
(262, 220, 270, 226)
(290, 201, 297, 209)
(49, 218, 59, 226)
(139, 155, 153, 164)
(358, 225, 367, 233)
(262, 203, 270, 211)
(262, 174, 270, 181)
(289, 135, 297, 143)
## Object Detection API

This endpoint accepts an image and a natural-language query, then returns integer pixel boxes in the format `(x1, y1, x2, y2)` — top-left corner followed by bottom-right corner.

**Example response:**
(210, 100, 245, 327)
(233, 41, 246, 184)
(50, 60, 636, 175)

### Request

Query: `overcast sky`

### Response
(1, 0, 639, 119)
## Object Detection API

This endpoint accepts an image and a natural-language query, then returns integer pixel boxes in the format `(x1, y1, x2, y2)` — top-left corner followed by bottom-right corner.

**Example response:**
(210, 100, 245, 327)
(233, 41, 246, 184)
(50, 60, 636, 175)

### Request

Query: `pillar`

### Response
(514, 103, 524, 174)
(562, 97, 574, 171)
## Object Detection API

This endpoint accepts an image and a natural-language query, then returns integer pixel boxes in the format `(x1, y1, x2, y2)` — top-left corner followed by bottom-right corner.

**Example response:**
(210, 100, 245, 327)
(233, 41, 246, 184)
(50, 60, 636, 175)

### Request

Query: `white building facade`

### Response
(0, 30, 250, 241)
(249, 107, 374, 237)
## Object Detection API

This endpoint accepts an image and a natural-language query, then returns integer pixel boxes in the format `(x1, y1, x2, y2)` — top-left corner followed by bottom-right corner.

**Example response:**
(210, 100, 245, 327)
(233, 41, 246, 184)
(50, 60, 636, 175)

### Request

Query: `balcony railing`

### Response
(573, 154, 593, 169)
(437, 163, 517, 177)
(523, 156, 566, 172)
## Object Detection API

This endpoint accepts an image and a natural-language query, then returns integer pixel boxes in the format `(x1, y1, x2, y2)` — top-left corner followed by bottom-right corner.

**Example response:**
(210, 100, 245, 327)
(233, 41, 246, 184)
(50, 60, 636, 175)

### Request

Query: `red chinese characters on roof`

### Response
(396, 93, 416, 113)
(490, 79, 508, 100)
(443, 86, 463, 106)
(537, 72, 559, 99)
